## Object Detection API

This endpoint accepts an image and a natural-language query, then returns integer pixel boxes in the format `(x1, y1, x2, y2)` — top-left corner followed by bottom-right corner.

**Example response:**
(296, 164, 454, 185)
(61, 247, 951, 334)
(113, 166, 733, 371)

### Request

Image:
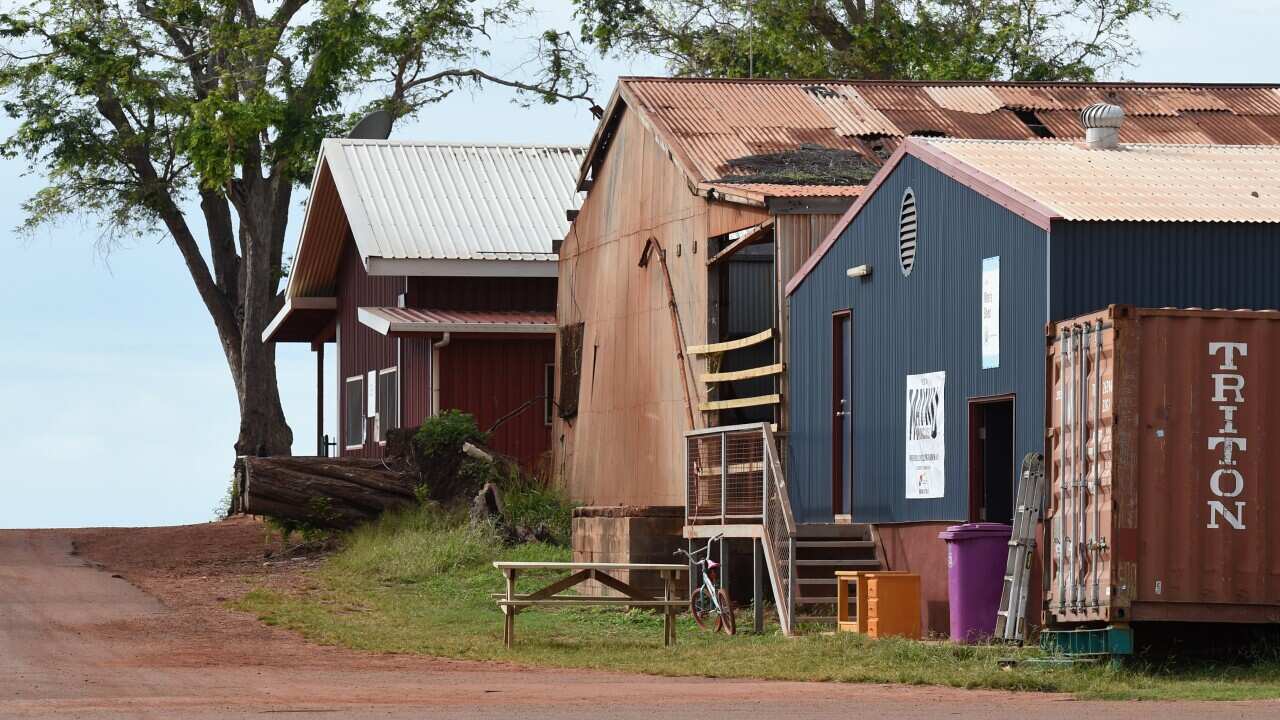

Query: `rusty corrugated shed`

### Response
(916, 138, 1280, 223)
(587, 79, 1280, 205)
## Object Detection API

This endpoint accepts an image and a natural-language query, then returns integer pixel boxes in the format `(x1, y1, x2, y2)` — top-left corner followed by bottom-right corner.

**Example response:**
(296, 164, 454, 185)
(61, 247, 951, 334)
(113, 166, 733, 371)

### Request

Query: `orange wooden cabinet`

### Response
(865, 573, 922, 639)
(836, 570, 919, 638)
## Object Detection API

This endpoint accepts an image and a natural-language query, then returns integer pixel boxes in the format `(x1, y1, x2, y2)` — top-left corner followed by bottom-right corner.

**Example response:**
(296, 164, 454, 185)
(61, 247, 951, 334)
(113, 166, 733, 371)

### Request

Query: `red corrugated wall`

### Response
(408, 276, 556, 311)
(401, 336, 432, 430)
(439, 337, 556, 471)
(336, 240, 403, 457)
(334, 246, 557, 465)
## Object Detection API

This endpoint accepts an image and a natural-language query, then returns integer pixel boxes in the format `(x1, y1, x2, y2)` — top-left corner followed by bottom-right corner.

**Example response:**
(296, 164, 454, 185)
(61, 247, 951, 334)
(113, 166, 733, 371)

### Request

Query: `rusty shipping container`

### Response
(1046, 305, 1280, 626)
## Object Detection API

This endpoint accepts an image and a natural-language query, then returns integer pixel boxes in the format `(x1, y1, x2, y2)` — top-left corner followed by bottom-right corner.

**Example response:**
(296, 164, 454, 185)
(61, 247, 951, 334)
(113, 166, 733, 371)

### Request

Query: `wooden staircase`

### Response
(793, 523, 882, 623)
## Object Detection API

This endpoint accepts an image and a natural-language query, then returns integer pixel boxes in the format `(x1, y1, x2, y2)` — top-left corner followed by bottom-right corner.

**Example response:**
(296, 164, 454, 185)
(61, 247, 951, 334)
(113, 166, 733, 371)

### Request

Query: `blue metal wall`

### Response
(787, 156, 1049, 524)
(1050, 221, 1280, 320)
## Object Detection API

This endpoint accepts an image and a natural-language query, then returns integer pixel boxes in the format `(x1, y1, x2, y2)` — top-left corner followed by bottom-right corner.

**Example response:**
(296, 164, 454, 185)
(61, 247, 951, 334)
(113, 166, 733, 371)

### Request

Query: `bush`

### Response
(502, 481, 575, 546)
(412, 410, 490, 502)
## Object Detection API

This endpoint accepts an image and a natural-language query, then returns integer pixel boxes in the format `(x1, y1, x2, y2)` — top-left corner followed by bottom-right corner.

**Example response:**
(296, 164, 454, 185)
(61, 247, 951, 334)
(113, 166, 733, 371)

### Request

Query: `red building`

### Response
(265, 140, 584, 469)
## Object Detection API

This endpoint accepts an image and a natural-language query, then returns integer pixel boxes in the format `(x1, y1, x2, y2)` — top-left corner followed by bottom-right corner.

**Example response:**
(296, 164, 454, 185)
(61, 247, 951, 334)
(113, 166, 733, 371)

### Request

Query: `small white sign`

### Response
(981, 256, 1000, 369)
(905, 371, 946, 500)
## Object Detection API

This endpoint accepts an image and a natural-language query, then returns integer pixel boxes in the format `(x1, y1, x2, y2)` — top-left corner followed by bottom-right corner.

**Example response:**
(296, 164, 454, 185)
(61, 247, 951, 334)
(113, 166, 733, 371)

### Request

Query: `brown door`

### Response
(832, 311, 852, 517)
(968, 396, 1016, 523)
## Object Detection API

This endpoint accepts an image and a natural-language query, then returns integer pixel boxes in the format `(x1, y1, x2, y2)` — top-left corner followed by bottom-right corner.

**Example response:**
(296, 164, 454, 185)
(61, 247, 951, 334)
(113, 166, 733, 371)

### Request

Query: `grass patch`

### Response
(237, 506, 1280, 701)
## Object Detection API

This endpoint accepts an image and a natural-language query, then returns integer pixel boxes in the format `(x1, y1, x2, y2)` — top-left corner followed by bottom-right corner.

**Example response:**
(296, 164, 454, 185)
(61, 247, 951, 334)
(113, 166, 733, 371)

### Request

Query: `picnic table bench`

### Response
(492, 561, 686, 648)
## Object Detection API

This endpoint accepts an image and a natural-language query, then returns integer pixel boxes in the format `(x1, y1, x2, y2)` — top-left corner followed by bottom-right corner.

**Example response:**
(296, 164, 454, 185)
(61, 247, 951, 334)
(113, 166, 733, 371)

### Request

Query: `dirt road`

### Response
(0, 522, 1276, 719)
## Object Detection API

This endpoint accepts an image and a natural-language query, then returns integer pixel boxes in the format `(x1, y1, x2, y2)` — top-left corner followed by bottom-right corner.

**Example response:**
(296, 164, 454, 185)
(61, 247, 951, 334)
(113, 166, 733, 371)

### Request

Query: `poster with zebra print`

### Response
(905, 371, 946, 499)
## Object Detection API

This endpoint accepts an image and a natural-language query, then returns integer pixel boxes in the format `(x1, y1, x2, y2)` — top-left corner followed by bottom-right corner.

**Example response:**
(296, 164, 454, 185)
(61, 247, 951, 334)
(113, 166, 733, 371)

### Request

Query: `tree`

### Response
(0, 0, 593, 458)
(574, 0, 1176, 81)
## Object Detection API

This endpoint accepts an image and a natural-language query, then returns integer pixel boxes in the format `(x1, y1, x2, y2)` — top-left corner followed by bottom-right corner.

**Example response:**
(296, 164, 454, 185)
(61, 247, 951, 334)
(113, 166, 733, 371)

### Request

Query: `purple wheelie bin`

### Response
(937, 523, 1012, 643)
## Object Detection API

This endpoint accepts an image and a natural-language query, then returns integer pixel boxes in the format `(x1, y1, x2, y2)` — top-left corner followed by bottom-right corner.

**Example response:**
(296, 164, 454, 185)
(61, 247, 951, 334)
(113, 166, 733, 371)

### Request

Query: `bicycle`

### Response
(675, 535, 736, 635)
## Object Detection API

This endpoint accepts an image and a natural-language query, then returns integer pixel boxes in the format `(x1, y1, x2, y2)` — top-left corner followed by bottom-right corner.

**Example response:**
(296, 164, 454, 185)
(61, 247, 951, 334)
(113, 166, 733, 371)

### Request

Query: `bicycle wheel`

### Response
(716, 588, 736, 636)
(690, 586, 723, 632)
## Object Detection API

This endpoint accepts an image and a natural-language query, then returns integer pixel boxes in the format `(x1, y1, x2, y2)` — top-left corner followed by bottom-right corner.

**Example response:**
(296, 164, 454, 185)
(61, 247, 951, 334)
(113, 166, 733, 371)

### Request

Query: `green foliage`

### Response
(328, 505, 510, 584)
(502, 481, 576, 546)
(239, 505, 1280, 701)
(412, 410, 492, 501)
(573, 0, 1177, 81)
(0, 0, 596, 456)
(266, 516, 332, 546)
(415, 410, 490, 458)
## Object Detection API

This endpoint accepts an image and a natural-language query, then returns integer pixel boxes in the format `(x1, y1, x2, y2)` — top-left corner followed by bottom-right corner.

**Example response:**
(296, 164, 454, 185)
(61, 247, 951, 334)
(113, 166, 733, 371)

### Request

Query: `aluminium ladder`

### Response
(995, 452, 1046, 642)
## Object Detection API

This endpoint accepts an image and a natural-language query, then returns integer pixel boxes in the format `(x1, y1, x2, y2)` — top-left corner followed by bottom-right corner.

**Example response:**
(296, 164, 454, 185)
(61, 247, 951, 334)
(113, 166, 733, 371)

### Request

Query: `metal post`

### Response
(720, 430, 728, 525)
(753, 539, 765, 633)
(719, 536, 731, 593)
(316, 343, 325, 456)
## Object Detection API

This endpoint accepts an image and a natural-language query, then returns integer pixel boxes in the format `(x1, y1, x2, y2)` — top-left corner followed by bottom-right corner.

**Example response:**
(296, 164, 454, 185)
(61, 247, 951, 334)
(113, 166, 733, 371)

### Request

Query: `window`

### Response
(344, 375, 366, 449)
(899, 188, 918, 276)
(376, 368, 399, 443)
(558, 322, 584, 419)
(544, 363, 556, 425)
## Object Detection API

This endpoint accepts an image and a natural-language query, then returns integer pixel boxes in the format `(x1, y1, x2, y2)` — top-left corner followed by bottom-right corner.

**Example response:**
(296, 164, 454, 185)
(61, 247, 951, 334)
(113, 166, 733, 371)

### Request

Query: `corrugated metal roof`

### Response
(920, 138, 1280, 223)
(357, 306, 557, 335)
(923, 85, 1005, 114)
(587, 79, 1280, 200)
(327, 140, 585, 263)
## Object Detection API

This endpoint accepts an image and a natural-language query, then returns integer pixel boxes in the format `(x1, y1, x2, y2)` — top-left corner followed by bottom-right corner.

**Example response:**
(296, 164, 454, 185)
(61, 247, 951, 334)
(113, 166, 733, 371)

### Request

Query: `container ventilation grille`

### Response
(899, 188, 918, 276)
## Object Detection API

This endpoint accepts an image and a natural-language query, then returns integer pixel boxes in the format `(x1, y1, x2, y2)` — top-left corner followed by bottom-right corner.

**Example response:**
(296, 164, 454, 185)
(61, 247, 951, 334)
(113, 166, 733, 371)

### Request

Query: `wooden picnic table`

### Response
(492, 561, 686, 648)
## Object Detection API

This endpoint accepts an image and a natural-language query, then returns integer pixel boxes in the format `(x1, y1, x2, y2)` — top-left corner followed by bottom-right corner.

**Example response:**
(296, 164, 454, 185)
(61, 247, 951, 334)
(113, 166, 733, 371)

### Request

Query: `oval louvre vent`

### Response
(899, 188, 918, 276)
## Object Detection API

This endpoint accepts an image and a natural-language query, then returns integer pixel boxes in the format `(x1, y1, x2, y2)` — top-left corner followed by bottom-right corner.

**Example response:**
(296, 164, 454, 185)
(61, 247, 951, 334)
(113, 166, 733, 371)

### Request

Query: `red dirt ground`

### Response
(0, 518, 1276, 719)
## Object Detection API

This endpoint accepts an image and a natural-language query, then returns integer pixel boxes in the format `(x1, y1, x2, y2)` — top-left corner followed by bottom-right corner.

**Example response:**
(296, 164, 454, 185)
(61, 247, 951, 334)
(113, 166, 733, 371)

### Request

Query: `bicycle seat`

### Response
(707, 560, 718, 569)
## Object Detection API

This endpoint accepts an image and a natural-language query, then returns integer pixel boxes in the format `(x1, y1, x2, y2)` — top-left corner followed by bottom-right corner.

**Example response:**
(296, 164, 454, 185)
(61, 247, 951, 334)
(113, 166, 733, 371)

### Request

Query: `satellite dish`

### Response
(346, 110, 393, 140)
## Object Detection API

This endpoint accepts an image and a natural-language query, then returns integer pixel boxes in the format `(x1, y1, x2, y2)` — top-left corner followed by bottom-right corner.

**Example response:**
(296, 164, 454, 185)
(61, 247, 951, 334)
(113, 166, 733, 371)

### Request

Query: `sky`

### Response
(0, 0, 1274, 529)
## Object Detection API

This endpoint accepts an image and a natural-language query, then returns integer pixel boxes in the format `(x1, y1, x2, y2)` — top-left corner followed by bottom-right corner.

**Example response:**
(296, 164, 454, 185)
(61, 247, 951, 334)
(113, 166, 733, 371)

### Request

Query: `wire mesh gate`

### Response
(684, 423, 797, 634)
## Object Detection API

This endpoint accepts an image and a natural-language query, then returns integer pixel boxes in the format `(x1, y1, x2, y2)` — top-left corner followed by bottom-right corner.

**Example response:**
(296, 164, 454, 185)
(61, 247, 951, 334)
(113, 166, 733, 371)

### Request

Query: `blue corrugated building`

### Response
(784, 119, 1280, 631)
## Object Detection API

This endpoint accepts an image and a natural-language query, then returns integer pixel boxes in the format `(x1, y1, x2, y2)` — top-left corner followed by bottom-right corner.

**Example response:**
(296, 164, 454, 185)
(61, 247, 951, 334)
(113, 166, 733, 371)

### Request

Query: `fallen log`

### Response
(238, 456, 421, 530)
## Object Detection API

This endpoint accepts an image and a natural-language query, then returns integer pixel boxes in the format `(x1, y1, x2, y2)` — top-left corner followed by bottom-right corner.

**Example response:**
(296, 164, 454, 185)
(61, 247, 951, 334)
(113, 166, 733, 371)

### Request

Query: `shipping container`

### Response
(1046, 305, 1280, 625)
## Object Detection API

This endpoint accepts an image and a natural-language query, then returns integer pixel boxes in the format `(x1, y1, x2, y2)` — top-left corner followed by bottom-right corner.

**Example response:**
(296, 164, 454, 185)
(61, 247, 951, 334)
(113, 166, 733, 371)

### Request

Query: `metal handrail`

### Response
(761, 423, 796, 536)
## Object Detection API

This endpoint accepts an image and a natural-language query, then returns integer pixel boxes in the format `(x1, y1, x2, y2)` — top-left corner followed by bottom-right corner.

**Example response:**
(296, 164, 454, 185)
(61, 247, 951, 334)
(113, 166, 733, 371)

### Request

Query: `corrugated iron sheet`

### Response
(613, 79, 1280, 192)
(325, 140, 585, 263)
(360, 306, 556, 329)
(921, 138, 1280, 223)
(923, 85, 1005, 114)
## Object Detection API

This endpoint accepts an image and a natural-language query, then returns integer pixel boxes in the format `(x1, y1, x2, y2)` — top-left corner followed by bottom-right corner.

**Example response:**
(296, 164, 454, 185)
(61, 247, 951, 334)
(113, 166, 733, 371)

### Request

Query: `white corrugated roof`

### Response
(918, 138, 1280, 223)
(323, 140, 586, 262)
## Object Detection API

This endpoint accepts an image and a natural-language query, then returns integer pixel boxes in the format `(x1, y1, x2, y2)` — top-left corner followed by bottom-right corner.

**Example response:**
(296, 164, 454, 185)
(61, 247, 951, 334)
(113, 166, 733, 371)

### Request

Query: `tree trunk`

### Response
(239, 456, 420, 529)
(234, 335, 294, 458)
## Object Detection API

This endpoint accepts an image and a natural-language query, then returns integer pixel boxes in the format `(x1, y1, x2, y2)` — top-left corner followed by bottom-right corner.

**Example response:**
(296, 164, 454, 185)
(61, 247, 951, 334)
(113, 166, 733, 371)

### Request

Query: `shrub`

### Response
(412, 411, 490, 502)
(502, 481, 575, 546)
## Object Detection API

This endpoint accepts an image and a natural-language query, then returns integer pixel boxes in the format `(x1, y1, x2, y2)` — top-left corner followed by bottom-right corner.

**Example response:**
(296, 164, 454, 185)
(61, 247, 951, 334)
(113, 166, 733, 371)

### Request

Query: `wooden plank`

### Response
(706, 220, 774, 266)
(698, 393, 781, 412)
(687, 328, 773, 355)
(526, 569, 593, 600)
(683, 523, 764, 539)
(700, 363, 784, 383)
(493, 561, 687, 571)
(497, 599, 684, 607)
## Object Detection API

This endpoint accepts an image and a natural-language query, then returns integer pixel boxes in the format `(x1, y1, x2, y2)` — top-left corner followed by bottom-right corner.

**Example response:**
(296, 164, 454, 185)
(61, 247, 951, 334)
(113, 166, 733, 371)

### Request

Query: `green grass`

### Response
(237, 507, 1280, 701)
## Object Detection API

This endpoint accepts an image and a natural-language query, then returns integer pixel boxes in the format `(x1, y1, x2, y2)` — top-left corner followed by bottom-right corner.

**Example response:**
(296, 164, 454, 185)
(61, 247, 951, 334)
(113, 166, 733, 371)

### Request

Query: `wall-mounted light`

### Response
(846, 264, 872, 279)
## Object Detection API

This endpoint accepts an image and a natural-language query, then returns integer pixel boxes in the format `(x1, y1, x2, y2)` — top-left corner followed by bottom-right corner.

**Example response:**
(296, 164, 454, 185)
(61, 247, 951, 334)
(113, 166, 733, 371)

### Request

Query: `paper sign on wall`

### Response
(981, 256, 1000, 369)
(905, 371, 946, 500)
